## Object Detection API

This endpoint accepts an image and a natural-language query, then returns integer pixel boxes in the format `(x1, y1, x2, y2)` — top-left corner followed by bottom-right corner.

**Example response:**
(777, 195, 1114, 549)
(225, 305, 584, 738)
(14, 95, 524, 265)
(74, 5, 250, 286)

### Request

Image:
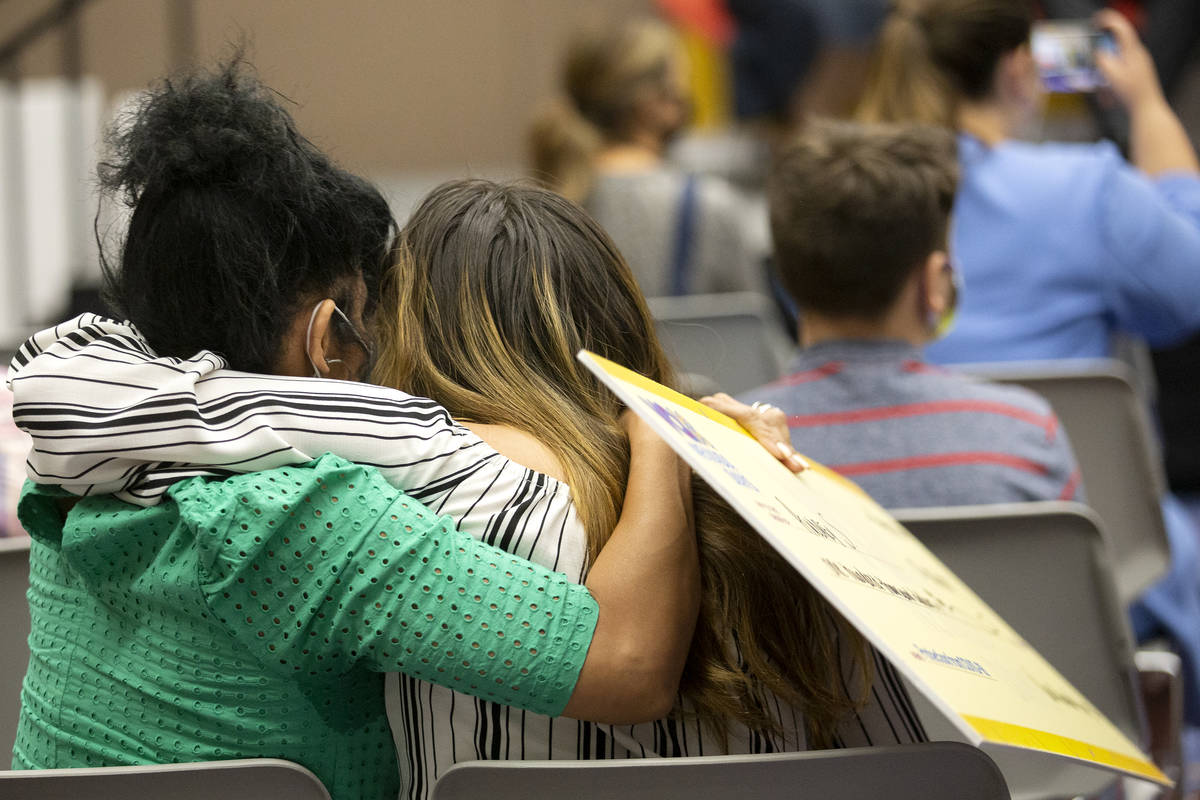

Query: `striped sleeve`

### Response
(8, 315, 586, 579)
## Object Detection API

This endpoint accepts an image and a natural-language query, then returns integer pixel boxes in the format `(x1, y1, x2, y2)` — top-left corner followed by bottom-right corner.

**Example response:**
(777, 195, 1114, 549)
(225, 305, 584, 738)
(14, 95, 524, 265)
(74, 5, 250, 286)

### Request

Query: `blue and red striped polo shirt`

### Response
(740, 339, 1083, 509)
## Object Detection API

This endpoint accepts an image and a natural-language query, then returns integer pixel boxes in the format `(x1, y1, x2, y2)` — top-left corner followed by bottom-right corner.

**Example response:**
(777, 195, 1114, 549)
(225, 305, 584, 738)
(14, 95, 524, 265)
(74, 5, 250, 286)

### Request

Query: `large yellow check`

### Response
(579, 351, 1166, 787)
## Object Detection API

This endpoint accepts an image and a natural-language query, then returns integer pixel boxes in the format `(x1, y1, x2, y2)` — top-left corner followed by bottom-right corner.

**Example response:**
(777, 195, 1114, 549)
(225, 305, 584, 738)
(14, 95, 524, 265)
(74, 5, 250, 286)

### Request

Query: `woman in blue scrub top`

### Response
(857, 0, 1200, 363)
(854, 0, 1200, 727)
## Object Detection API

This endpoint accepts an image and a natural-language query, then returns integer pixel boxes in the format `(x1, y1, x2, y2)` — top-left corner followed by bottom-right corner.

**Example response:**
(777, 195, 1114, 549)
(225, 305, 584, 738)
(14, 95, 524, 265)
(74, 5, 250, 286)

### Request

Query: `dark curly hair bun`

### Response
(100, 61, 312, 202)
(98, 57, 396, 372)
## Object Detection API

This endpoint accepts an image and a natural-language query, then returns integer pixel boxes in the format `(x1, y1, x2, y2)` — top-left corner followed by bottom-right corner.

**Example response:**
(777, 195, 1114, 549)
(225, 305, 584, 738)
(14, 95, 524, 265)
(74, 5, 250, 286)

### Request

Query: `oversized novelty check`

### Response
(579, 351, 1166, 787)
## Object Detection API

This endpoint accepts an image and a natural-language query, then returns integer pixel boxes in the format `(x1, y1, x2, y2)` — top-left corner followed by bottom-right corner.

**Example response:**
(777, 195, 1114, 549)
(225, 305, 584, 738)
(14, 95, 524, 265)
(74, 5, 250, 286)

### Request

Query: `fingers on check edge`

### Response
(774, 440, 810, 473)
(698, 394, 807, 472)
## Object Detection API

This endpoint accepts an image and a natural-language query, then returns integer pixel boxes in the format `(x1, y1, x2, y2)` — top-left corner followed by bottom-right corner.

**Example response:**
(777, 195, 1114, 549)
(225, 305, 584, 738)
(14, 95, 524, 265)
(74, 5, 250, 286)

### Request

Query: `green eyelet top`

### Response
(12, 453, 598, 800)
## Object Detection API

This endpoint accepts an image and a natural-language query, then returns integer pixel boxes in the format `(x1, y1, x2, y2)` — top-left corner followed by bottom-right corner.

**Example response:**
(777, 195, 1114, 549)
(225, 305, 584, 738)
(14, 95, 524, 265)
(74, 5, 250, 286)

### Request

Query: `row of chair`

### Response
(0, 743, 1011, 800)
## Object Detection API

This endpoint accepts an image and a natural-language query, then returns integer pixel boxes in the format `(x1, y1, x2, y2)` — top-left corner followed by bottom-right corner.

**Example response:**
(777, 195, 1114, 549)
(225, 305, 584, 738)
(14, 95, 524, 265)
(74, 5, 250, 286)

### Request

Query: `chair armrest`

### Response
(1135, 649, 1184, 800)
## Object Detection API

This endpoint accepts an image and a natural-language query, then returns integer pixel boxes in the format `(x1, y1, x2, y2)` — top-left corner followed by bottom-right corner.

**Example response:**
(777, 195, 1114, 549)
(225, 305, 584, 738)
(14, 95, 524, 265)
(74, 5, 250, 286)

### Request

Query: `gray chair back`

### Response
(649, 292, 790, 395)
(0, 536, 30, 761)
(431, 742, 1009, 800)
(894, 502, 1143, 800)
(959, 360, 1169, 604)
(0, 758, 330, 800)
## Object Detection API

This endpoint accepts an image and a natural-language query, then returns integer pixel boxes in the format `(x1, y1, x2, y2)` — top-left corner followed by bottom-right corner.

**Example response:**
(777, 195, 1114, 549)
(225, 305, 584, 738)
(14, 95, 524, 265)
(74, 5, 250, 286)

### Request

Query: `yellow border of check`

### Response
(594, 355, 750, 435)
(965, 716, 1168, 783)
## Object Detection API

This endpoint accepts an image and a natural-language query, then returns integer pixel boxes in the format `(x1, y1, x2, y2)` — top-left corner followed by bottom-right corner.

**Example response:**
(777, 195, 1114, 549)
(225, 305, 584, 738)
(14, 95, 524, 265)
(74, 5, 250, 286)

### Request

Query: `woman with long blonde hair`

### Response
(529, 19, 765, 297)
(373, 179, 926, 796)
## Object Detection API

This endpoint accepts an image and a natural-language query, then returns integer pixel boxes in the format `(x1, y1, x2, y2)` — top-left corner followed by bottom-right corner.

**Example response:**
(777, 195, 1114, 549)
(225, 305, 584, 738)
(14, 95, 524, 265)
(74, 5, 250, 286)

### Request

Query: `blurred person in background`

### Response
(735, 0, 887, 122)
(741, 120, 1082, 509)
(856, 0, 1200, 728)
(665, 0, 890, 191)
(666, 0, 820, 193)
(529, 19, 768, 297)
(857, 0, 1200, 363)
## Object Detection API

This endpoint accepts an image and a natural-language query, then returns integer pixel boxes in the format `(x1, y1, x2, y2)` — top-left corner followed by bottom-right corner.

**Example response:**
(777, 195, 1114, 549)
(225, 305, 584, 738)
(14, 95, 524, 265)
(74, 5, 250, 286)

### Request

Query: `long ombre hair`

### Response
(856, 0, 1033, 126)
(374, 179, 870, 747)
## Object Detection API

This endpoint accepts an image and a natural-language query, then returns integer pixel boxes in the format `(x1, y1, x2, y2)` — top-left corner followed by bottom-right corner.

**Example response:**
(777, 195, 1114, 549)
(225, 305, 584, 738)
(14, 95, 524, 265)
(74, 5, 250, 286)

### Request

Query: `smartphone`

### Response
(1031, 21, 1116, 93)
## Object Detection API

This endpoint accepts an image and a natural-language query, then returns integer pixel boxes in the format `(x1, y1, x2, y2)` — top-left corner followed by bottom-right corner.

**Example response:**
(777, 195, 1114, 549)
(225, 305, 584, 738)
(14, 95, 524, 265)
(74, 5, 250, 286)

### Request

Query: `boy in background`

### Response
(741, 121, 1081, 507)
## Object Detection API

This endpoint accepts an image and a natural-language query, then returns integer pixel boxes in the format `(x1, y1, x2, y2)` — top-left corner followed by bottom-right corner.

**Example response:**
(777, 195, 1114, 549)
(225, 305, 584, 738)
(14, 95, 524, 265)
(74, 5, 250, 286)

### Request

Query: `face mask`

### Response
(306, 301, 374, 380)
(927, 263, 962, 340)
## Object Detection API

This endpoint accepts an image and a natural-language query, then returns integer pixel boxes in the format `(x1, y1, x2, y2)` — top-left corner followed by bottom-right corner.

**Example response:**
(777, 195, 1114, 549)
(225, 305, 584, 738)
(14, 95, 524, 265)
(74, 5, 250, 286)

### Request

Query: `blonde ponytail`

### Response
(856, 12, 955, 126)
(529, 19, 683, 204)
(528, 99, 603, 205)
(855, 0, 1034, 127)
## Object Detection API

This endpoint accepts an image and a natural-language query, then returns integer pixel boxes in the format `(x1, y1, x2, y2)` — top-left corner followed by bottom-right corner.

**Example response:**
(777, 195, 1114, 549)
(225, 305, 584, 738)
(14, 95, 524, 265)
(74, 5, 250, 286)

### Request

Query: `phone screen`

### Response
(1031, 21, 1112, 93)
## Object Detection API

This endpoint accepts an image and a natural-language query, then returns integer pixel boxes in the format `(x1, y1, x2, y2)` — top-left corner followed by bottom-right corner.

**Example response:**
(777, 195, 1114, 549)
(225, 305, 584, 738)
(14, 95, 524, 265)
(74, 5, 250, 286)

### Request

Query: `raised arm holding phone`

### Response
(1092, 9, 1200, 176)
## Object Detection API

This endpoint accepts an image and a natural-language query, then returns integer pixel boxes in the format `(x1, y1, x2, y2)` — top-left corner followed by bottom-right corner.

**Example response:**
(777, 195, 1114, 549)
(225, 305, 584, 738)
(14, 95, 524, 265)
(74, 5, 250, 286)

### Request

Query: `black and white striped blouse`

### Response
(9, 314, 926, 800)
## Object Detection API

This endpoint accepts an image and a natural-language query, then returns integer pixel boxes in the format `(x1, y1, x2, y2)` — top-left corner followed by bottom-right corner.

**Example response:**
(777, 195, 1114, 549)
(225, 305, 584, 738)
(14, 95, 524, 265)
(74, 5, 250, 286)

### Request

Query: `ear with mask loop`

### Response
(306, 300, 375, 380)
(928, 263, 962, 339)
(306, 301, 347, 378)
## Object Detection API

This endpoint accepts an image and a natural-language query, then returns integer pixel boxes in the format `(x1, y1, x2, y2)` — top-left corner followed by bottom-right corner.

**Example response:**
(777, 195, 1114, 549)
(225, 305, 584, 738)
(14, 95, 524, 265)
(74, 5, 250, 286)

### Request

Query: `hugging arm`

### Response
(185, 450, 696, 723)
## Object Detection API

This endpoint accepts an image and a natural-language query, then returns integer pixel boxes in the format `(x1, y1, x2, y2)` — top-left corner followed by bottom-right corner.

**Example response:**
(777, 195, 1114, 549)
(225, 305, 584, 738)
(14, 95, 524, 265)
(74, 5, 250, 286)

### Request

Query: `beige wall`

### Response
(2, 0, 651, 176)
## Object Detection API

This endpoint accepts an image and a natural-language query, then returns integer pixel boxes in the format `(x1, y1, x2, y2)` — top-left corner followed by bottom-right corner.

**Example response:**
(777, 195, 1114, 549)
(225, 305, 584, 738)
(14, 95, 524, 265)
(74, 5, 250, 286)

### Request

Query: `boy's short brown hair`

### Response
(768, 120, 958, 319)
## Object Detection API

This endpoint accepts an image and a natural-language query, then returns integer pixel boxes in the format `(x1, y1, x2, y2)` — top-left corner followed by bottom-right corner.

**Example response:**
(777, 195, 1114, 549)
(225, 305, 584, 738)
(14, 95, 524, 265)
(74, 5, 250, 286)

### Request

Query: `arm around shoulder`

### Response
(181, 455, 598, 717)
(465, 415, 733, 724)
(181, 447, 699, 725)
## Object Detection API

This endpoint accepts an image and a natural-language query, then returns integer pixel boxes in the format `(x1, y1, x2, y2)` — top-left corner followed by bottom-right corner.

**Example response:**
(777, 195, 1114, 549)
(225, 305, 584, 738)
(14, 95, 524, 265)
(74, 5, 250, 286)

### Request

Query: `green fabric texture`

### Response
(12, 454, 597, 800)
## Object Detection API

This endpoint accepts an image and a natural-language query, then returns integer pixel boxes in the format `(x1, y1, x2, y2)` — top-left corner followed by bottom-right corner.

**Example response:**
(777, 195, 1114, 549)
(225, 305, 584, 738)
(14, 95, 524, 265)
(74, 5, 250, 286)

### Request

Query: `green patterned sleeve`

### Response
(171, 453, 597, 717)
